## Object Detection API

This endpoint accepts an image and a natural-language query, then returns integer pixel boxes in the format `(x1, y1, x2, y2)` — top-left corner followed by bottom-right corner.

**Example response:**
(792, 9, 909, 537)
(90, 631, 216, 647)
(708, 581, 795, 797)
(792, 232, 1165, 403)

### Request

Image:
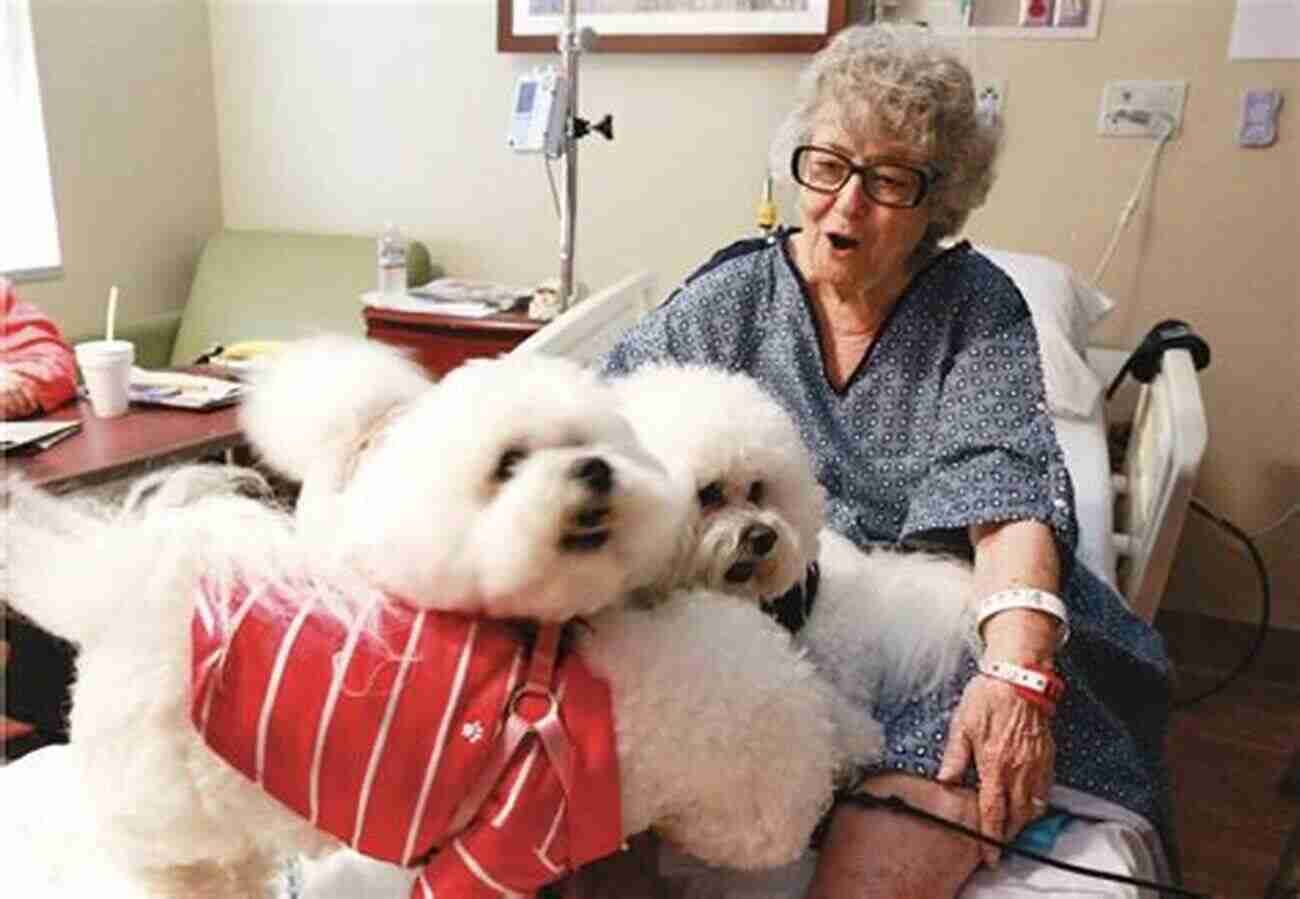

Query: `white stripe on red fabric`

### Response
(193, 583, 216, 636)
(196, 581, 264, 738)
(494, 648, 525, 742)
(417, 871, 434, 899)
(492, 742, 541, 828)
(401, 619, 479, 866)
(453, 838, 527, 898)
(536, 798, 566, 874)
(309, 610, 369, 825)
(255, 598, 315, 784)
(351, 609, 427, 847)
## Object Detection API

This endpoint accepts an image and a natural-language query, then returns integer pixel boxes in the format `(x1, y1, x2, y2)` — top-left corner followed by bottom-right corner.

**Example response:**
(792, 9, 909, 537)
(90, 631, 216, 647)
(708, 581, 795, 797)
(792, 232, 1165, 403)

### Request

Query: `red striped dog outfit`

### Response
(191, 580, 622, 897)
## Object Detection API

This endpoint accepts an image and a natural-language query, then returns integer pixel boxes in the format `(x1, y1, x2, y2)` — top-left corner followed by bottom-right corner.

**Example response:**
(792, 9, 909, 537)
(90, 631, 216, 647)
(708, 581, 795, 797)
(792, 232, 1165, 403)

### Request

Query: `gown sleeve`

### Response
(901, 280, 1079, 569)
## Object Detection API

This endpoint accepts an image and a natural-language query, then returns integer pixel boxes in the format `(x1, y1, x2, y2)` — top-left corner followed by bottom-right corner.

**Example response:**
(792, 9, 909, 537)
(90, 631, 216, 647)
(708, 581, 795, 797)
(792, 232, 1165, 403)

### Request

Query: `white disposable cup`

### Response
(75, 340, 135, 418)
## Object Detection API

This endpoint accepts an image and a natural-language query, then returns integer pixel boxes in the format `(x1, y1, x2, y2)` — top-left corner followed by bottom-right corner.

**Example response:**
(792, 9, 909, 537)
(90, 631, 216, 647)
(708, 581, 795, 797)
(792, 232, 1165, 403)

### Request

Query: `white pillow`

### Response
(976, 247, 1115, 419)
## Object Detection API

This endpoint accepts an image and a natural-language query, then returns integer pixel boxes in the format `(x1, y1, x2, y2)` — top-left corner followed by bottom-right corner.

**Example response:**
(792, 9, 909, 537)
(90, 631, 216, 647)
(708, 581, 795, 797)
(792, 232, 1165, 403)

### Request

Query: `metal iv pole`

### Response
(556, 0, 612, 312)
(558, 0, 580, 312)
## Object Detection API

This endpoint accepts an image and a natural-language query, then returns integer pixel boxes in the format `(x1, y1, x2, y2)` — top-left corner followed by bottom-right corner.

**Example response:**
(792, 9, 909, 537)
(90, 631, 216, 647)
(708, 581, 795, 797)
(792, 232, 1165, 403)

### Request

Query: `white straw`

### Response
(106, 285, 119, 342)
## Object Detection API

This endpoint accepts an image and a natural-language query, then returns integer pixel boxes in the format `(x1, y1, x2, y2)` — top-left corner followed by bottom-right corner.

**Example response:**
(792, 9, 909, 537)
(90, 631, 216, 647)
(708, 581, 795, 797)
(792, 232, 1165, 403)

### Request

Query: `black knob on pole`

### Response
(573, 114, 614, 142)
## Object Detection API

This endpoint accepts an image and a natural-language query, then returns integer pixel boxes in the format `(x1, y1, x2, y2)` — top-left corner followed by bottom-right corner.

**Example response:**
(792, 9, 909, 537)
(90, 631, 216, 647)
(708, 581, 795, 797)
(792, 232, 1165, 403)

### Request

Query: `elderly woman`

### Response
(600, 24, 1173, 899)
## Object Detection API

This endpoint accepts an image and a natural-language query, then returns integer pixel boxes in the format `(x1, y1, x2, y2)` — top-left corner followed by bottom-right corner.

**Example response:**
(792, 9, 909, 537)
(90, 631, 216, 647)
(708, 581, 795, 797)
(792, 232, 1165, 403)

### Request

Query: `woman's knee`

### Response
(806, 773, 982, 899)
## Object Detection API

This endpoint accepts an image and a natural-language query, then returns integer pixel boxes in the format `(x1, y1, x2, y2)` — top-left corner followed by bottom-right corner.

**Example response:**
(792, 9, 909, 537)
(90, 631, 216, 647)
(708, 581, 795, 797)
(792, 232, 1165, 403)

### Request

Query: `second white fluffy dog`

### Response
(612, 362, 975, 703)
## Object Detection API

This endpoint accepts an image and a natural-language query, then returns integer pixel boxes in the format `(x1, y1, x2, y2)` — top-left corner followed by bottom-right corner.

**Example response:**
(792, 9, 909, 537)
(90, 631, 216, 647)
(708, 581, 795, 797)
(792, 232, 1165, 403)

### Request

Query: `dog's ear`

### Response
(240, 335, 432, 483)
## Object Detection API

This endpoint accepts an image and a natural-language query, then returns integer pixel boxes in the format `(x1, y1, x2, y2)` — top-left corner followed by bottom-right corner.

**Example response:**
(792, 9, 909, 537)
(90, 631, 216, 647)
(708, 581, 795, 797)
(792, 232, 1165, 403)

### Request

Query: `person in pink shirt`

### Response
(2, 276, 80, 759)
(1, 276, 78, 419)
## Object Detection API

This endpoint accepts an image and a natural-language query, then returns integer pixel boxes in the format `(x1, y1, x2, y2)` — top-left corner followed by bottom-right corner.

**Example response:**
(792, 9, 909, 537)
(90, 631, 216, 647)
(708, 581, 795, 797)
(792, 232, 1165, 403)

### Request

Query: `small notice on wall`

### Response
(1230, 0, 1300, 59)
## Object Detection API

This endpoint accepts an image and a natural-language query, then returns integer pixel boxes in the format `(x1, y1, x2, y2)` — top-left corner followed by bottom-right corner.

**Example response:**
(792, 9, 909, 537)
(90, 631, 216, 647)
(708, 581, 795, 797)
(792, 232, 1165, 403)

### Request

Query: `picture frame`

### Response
(497, 1, 851, 53)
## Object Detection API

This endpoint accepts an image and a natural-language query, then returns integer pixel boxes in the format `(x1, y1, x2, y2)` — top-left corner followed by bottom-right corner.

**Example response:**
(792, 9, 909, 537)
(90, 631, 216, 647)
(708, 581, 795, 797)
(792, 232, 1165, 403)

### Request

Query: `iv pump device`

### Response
(507, 66, 568, 158)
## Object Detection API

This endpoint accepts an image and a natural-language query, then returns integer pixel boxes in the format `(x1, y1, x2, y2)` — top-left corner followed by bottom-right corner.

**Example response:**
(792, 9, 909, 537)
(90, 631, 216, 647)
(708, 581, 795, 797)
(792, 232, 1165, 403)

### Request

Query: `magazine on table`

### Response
(0, 419, 82, 454)
(129, 368, 244, 410)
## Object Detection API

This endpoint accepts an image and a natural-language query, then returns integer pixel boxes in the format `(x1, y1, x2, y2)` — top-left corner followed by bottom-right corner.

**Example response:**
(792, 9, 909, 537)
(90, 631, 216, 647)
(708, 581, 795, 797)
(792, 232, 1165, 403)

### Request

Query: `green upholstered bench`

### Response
(76, 229, 436, 369)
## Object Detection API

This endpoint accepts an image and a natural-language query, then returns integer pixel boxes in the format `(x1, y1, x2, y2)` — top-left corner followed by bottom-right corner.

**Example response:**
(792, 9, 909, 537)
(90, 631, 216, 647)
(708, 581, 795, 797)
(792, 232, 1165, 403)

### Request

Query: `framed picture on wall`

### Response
(497, 0, 851, 53)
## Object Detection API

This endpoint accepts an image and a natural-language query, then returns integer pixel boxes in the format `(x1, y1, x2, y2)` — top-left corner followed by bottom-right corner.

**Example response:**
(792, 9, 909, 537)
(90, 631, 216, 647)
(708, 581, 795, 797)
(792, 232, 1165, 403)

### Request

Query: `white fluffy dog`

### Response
(240, 337, 690, 622)
(1, 344, 870, 898)
(613, 363, 977, 898)
(610, 364, 824, 606)
(612, 362, 975, 703)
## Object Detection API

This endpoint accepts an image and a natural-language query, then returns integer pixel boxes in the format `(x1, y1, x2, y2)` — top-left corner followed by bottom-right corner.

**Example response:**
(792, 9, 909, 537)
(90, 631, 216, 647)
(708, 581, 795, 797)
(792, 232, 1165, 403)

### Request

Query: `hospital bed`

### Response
(0, 250, 1207, 898)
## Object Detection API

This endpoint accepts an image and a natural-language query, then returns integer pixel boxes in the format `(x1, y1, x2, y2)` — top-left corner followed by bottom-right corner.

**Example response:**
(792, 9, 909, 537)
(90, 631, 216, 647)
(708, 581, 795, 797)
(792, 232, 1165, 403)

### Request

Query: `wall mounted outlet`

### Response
(1098, 80, 1188, 138)
(976, 79, 1008, 127)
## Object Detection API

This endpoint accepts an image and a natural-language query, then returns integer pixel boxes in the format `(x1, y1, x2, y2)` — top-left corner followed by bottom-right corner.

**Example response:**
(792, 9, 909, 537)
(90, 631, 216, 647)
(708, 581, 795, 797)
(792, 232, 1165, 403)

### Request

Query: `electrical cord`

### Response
(1251, 499, 1300, 540)
(543, 155, 561, 219)
(1172, 497, 1272, 709)
(1093, 110, 1175, 287)
(841, 792, 1211, 898)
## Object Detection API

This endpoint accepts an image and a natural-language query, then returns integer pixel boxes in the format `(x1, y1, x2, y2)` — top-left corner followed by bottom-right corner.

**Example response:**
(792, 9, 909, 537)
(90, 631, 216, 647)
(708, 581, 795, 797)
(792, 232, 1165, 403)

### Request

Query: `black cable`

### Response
(1172, 499, 1272, 709)
(842, 792, 1211, 898)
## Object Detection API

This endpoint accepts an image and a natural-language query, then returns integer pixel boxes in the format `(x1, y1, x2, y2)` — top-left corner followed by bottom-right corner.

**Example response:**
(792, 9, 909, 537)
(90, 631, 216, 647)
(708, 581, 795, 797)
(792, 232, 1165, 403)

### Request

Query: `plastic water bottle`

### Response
(377, 223, 408, 295)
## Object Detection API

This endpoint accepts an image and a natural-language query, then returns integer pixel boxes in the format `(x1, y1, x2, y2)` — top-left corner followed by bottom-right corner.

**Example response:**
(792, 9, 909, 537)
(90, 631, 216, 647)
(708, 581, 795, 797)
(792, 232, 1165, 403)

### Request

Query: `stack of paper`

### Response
(408, 278, 531, 309)
(0, 419, 81, 454)
(361, 290, 497, 319)
(130, 368, 244, 410)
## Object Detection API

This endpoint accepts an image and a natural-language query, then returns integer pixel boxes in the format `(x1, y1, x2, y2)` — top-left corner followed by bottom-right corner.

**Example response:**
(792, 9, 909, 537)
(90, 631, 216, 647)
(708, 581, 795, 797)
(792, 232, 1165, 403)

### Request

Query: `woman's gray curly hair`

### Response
(771, 23, 1002, 250)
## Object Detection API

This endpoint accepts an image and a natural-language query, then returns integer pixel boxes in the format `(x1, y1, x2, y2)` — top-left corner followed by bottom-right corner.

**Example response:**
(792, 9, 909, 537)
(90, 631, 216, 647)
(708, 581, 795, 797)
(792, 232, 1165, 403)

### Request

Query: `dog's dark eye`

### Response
(748, 481, 765, 504)
(494, 447, 527, 482)
(697, 481, 725, 509)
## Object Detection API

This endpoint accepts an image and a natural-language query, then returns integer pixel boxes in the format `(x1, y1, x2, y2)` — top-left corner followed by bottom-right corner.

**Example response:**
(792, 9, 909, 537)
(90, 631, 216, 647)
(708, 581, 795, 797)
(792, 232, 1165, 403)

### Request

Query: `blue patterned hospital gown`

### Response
(601, 233, 1175, 856)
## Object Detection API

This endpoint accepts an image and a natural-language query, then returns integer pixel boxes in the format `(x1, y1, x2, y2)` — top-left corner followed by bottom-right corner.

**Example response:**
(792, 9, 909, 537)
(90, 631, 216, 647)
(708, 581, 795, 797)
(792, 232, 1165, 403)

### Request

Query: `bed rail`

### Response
(511, 271, 658, 365)
(1106, 347, 1209, 622)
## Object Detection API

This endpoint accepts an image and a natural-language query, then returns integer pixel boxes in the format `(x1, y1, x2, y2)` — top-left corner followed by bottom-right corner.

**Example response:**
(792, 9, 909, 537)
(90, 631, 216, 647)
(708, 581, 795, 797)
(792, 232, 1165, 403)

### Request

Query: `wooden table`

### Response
(6, 398, 245, 495)
(363, 307, 545, 378)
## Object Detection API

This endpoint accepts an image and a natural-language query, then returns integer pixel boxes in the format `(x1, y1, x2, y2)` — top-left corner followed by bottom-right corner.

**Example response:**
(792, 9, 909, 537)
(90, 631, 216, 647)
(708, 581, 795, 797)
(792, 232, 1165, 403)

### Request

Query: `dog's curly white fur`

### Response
(1, 342, 864, 897)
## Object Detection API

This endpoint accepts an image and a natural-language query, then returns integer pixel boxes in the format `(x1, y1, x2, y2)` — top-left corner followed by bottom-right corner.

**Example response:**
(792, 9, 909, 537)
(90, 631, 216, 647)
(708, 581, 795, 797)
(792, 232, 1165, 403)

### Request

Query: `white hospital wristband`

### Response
(975, 587, 1070, 650)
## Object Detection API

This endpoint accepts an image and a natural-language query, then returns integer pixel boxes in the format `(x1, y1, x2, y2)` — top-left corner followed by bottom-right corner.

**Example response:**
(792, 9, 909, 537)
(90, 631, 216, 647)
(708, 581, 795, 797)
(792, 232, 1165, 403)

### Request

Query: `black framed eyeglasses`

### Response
(791, 145, 939, 209)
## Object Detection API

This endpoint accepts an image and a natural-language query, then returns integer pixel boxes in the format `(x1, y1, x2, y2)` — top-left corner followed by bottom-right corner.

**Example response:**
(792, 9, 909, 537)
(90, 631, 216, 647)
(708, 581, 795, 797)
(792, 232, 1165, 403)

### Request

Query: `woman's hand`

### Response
(936, 672, 1055, 866)
(1, 365, 41, 419)
(956, 518, 1063, 867)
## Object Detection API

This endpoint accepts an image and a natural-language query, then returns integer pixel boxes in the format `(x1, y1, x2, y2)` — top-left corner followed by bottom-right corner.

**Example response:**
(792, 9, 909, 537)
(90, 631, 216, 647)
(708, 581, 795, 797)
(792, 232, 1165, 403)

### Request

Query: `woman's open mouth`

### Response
(827, 233, 860, 251)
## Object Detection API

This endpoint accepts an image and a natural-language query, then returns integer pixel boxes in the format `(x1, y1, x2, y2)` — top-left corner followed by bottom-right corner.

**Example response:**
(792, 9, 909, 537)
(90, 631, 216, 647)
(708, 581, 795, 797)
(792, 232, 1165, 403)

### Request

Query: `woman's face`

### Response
(794, 116, 933, 306)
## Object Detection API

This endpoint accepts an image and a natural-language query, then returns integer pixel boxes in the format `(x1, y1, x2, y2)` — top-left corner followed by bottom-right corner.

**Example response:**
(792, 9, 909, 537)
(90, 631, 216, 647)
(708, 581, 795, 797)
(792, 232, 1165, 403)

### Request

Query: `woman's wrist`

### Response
(979, 607, 1060, 667)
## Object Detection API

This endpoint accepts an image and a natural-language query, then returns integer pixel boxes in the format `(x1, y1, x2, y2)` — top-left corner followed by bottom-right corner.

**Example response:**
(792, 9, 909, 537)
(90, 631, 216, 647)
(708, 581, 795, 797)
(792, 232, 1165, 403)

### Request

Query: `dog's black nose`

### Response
(573, 457, 613, 494)
(745, 523, 777, 556)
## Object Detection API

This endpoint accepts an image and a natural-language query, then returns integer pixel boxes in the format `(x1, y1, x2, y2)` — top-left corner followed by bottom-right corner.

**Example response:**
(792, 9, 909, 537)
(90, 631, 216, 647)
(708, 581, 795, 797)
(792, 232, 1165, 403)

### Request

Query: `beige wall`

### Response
(22, 0, 222, 340)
